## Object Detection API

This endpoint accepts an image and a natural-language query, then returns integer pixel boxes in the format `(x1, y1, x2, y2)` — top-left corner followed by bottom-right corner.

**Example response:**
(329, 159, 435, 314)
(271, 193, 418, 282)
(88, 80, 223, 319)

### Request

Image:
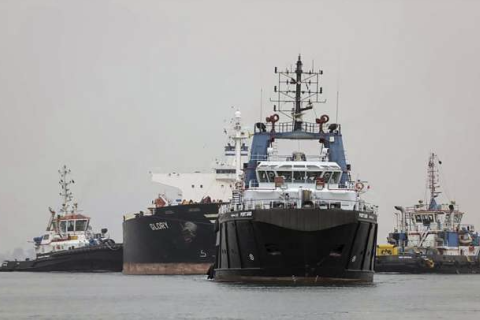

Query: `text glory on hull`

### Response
(211, 56, 378, 284)
(0, 166, 123, 272)
(376, 153, 480, 274)
(122, 123, 249, 275)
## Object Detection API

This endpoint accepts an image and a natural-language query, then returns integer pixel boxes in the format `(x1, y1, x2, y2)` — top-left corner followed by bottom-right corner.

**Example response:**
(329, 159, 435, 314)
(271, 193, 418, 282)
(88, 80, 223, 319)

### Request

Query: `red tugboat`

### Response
(0, 166, 123, 272)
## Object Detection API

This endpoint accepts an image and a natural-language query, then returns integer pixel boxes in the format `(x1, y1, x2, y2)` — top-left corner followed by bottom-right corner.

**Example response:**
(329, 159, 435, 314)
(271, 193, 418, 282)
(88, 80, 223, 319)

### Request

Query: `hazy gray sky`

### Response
(1, 0, 479, 254)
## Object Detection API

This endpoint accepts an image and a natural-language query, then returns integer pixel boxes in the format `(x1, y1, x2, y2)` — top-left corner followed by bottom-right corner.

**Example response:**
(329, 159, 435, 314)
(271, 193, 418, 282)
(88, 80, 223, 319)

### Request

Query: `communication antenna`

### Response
(271, 55, 326, 130)
(427, 153, 441, 210)
(260, 88, 263, 122)
(335, 89, 340, 124)
(58, 165, 75, 216)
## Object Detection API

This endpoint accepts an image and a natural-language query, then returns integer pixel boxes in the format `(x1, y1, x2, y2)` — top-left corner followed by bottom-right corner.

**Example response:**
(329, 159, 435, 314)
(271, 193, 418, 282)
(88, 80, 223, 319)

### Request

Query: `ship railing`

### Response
(220, 198, 377, 214)
(123, 210, 154, 221)
(247, 179, 355, 190)
(254, 121, 340, 134)
(249, 154, 325, 162)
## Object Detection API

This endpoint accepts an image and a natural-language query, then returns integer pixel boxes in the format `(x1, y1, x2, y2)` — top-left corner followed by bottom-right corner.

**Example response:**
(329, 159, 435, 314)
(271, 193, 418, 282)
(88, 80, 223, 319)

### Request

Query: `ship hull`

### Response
(122, 203, 219, 275)
(376, 254, 480, 274)
(0, 244, 123, 272)
(213, 208, 378, 283)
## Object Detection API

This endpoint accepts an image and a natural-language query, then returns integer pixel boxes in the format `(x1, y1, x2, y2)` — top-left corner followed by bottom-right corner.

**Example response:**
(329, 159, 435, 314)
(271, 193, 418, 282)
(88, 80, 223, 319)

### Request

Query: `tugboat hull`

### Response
(0, 244, 123, 272)
(123, 203, 219, 275)
(213, 208, 377, 283)
(376, 254, 480, 274)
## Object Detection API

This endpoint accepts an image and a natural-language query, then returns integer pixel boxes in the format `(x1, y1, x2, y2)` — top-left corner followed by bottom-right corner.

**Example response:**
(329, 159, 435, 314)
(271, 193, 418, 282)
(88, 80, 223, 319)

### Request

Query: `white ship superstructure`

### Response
(151, 114, 249, 204)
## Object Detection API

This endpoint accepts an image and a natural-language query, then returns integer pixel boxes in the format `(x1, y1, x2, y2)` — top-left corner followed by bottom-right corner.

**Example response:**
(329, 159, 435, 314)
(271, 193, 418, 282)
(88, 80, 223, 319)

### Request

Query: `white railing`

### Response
(249, 154, 325, 162)
(220, 198, 377, 215)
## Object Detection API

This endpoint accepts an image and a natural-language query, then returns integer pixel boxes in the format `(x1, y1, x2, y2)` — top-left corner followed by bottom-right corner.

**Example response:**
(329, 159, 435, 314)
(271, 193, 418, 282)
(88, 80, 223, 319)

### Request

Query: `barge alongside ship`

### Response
(211, 56, 378, 284)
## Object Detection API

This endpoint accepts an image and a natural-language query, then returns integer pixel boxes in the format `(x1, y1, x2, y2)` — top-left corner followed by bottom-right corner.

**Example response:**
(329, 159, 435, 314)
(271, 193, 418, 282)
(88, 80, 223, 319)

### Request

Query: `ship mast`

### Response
(58, 165, 75, 216)
(427, 153, 441, 210)
(231, 111, 248, 183)
(229, 110, 248, 207)
(272, 55, 325, 131)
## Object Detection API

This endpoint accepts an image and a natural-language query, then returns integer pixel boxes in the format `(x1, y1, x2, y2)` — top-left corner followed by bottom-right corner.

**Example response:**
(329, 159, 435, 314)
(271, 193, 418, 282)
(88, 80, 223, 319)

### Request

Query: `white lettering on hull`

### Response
(150, 222, 169, 231)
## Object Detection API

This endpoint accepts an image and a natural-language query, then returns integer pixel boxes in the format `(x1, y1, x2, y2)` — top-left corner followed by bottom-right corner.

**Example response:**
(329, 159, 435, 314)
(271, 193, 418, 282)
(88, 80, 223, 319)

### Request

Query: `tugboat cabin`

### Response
(36, 214, 100, 256)
(239, 152, 366, 212)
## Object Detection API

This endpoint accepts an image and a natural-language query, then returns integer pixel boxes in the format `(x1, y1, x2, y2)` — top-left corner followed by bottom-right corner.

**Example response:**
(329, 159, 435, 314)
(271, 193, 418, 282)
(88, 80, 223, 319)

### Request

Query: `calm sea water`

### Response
(0, 273, 479, 320)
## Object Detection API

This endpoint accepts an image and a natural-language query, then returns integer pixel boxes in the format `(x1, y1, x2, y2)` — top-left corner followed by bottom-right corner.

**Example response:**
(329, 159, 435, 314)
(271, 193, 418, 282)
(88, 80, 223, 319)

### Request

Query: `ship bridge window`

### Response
(75, 220, 87, 232)
(60, 221, 67, 233)
(415, 215, 422, 223)
(67, 220, 74, 232)
(331, 172, 342, 184)
(258, 171, 276, 183)
(267, 171, 276, 182)
(306, 171, 322, 183)
(216, 169, 236, 174)
(322, 171, 333, 183)
(258, 171, 268, 183)
(293, 171, 306, 183)
(277, 171, 292, 182)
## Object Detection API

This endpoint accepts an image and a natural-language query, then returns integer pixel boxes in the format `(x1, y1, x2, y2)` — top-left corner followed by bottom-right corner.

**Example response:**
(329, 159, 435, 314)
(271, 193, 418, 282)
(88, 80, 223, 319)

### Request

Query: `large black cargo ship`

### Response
(123, 202, 219, 274)
(211, 56, 378, 284)
(0, 166, 123, 273)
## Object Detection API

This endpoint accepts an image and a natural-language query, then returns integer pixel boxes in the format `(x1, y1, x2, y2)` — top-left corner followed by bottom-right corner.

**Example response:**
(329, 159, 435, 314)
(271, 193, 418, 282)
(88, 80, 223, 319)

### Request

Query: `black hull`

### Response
(0, 244, 123, 272)
(213, 208, 378, 283)
(375, 254, 480, 274)
(123, 203, 220, 274)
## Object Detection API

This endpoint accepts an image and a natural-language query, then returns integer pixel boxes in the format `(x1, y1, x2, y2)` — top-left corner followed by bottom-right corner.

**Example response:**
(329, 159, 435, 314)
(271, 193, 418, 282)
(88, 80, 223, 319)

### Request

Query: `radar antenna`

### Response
(271, 55, 326, 130)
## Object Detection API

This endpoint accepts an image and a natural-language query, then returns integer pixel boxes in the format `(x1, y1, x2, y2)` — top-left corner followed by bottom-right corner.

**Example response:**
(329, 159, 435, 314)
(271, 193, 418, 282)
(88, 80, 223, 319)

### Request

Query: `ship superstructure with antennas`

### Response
(376, 153, 480, 273)
(211, 56, 378, 284)
(1, 166, 122, 272)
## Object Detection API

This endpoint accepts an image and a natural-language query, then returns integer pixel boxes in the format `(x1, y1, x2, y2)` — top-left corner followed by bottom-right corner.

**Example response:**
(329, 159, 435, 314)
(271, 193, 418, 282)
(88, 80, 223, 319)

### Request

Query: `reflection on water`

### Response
(0, 273, 479, 320)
